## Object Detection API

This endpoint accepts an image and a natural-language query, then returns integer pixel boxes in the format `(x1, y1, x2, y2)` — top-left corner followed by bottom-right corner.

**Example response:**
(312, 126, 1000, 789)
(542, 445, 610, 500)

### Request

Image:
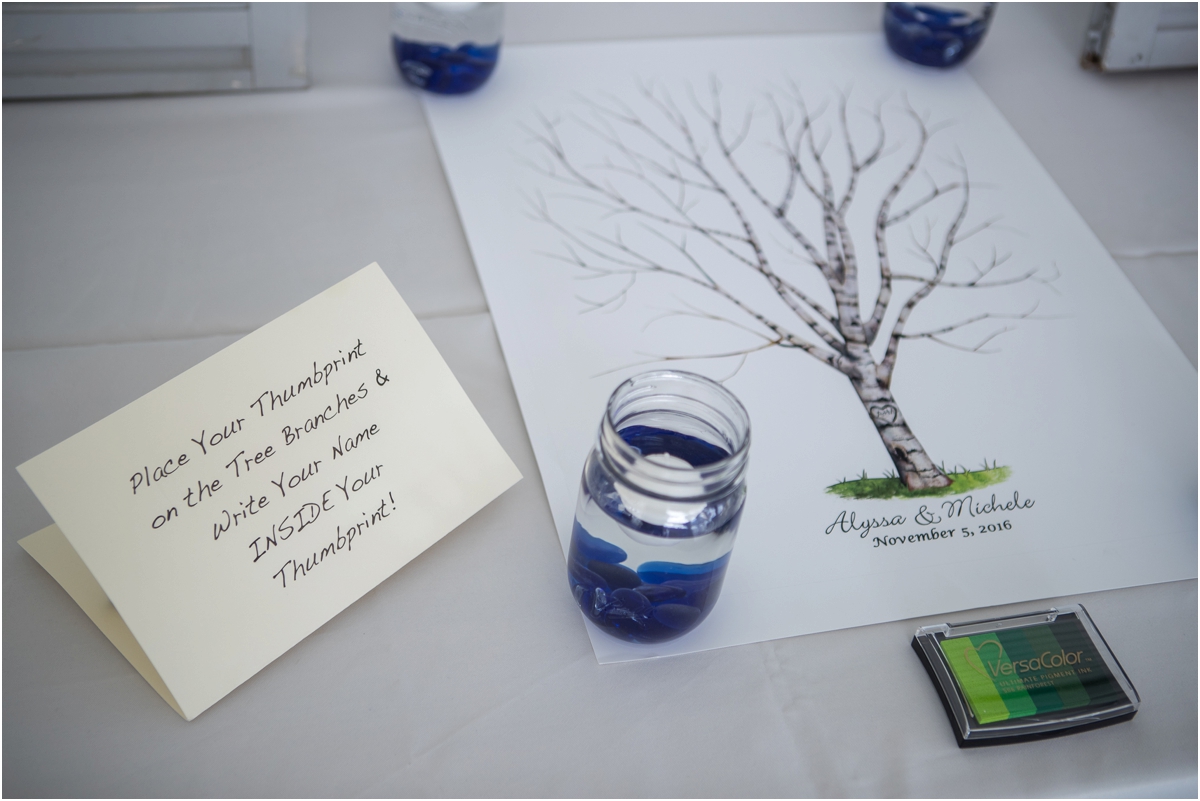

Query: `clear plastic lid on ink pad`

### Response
(912, 604, 1139, 747)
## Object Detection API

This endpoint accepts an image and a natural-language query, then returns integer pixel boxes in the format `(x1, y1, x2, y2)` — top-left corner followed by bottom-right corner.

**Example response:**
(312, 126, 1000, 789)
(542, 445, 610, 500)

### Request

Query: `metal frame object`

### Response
(3, 2, 309, 99)
(1083, 2, 1198, 71)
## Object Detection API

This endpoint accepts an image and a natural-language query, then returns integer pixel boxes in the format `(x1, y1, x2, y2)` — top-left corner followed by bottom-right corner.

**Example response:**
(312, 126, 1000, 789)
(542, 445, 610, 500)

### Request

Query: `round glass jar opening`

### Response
(599, 370, 750, 503)
(568, 371, 751, 644)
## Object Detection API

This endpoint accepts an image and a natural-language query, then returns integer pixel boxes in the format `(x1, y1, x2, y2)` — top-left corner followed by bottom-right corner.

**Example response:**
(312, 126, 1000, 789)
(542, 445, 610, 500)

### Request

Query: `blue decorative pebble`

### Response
(662, 578, 712, 608)
(637, 552, 730, 586)
(601, 603, 637, 621)
(591, 587, 608, 617)
(883, 2, 994, 68)
(569, 561, 606, 591)
(392, 38, 500, 94)
(611, 588, 652, 614)
(634, 584, 686, 604)
(572, 520, 628, 564)
(588, 560, 643, 590)
(653, 604, 702, 630)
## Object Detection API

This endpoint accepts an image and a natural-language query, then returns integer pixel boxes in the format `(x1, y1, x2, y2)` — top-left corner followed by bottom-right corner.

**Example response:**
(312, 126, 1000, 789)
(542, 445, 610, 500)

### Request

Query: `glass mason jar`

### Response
(391, 2, 504, 95)
(568, 371, 751, 644)
(883, 3, 996, 68)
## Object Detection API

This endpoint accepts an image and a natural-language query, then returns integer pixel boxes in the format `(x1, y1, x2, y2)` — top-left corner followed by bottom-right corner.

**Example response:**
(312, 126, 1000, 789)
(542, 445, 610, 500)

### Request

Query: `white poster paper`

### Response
(422, 34, 1197, 663)
(18, 264, 522, 719)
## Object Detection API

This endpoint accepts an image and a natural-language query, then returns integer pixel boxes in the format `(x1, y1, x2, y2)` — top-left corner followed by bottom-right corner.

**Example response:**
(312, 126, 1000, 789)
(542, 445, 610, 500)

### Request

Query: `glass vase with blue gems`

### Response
(569, 371, 751, 644)
(391, 3, 503, 95)
(883, 3, 996, 68)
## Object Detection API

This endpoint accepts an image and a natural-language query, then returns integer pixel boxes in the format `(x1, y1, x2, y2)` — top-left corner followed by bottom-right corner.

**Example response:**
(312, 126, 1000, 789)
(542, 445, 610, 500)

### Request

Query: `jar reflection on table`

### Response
(568, 371, 751, 644)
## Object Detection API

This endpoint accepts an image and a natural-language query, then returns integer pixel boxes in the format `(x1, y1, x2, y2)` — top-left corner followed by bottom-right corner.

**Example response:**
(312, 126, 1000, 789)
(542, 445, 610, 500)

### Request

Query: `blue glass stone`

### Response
(568, 560, 605, 591)
(653, 604, 702, 630)
(610, 588, 652, 615)
(571, 520, 627, 564)
(637, 553, 731, 586)
(598, 593, 653, 636)
(587, 560, 643, 591)
(662, 579, 716, 610)
(392, 38, 500, 95)
(601, 603, 637, 621)
(883, 3, 995, 68)
(633, 583, 686, 604)
(591, 587, 608, 617)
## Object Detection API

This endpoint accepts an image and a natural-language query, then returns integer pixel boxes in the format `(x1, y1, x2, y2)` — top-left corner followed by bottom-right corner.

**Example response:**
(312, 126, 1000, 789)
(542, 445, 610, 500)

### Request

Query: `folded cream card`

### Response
(18, 263, 521, 721)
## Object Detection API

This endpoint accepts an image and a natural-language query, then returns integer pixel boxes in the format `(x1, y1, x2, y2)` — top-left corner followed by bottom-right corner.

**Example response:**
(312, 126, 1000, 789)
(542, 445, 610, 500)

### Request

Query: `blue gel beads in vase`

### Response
(884, 3, 996, 68)
(568, 523, 733, 643)
(392, 40, 499, 95)
(568, 371, 751, 645)
(569, 421, 746, 644)
(390, 3, 503, 95)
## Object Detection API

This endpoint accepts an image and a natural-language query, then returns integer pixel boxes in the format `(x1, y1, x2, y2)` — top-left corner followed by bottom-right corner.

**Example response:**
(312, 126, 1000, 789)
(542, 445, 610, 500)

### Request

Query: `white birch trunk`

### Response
(844, 346, 951, 490)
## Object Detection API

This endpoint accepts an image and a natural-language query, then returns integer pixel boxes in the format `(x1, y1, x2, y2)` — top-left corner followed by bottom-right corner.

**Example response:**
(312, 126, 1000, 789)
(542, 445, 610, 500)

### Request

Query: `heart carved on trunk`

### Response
(870, 404, 898, 425)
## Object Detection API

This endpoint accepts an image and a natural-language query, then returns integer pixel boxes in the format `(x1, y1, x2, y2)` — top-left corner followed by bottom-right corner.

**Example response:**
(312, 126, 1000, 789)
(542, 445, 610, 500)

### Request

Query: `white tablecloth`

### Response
(4, 4, 1195, 796)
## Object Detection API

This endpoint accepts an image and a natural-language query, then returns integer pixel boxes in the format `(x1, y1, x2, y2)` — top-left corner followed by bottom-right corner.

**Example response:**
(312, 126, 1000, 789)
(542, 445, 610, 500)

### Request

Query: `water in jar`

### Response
(568, 425, 745, 643)
(883, 2, 995, 67)
(390, 3, 503, 94)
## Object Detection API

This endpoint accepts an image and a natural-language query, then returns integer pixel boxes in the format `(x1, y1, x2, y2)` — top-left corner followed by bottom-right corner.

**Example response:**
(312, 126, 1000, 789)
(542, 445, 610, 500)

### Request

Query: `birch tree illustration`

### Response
(525, 81, 1052, 491)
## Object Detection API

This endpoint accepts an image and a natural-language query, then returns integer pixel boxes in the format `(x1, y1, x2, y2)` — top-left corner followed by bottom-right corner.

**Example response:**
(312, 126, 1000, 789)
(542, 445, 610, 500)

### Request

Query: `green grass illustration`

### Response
(826, 461, 1011, 500)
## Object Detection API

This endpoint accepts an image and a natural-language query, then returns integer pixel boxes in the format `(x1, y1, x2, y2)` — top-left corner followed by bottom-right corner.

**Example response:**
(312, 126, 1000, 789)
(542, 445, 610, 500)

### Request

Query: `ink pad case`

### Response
(912, 604, 1139, 747)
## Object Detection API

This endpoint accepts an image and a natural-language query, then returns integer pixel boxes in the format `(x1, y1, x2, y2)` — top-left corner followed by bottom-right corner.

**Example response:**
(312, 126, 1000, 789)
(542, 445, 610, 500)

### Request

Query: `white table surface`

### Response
(4, 4, 1196, 796)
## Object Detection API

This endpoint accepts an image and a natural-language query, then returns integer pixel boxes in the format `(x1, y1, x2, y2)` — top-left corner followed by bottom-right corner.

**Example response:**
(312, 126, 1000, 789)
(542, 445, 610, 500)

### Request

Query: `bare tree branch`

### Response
(836, 91, 887, 215)
(589, 337, 782, 379)
(524, 83, 1051, 489)
(864, 104, 939, 346)
(714, 92, 835, 284)
(886, 177, 961, 227)
(899, 302, 1043, 341)
(877, 160, 972, 387)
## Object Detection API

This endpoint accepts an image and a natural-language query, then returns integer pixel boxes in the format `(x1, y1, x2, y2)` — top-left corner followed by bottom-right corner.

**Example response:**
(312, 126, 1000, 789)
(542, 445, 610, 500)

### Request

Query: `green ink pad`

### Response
(912, 605, 1139, 747)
